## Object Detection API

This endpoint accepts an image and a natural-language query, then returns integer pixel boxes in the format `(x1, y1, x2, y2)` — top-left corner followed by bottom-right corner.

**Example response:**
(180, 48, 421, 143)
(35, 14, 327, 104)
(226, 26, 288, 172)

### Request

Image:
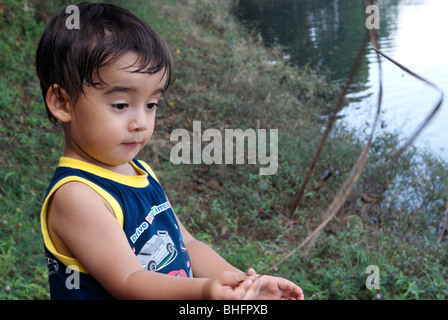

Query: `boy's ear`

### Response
(45, 84, 73, 123)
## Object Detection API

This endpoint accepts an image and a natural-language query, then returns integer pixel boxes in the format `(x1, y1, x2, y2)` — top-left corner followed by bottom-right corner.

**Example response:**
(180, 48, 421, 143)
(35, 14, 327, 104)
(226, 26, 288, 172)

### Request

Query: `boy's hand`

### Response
(202, 271, 254, 300)
(243, 269, 304, 300)
(202, 269, 304, 300)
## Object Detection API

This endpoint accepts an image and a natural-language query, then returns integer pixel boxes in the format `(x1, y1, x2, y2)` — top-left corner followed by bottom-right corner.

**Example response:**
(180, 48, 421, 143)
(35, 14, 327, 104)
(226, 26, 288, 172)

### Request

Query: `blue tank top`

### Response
(40, 157, 192, 299)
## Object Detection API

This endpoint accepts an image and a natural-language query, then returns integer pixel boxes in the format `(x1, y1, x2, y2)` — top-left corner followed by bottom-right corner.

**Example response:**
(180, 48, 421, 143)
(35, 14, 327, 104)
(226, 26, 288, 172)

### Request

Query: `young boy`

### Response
(36, 2, 304, 300)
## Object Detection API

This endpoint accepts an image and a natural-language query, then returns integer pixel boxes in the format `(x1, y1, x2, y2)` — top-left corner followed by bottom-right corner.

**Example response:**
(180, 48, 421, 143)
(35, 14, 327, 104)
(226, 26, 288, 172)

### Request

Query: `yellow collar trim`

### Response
(58, 157, 149, 188)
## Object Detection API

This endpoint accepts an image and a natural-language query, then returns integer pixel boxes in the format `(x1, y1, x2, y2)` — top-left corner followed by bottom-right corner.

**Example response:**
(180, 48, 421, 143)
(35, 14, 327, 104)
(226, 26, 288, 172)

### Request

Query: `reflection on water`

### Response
(235, 0, 447, 159)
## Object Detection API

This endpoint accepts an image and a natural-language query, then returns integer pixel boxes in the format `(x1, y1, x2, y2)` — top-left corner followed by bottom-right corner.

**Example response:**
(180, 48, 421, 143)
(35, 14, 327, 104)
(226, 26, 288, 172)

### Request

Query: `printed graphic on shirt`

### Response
(46, 254, 59, 276)
(137, 230, 177, 271)
(179, 237, 187, 252)
(168, 269, 188, 277)
(130, 201, 171, 244)
(145, 201, 171, 224)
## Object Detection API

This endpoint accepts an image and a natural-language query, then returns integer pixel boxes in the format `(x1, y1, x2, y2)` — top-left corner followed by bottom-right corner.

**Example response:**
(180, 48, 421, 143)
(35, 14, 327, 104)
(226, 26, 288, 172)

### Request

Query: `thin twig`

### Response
(371, 47, 445, 172)
(288, 32, 370, 218)
(266, 0, 444, 273)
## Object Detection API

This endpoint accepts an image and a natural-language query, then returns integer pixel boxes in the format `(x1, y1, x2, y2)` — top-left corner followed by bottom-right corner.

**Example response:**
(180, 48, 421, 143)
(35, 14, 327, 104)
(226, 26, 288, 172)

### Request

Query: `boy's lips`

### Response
(123, 141, 141, 148)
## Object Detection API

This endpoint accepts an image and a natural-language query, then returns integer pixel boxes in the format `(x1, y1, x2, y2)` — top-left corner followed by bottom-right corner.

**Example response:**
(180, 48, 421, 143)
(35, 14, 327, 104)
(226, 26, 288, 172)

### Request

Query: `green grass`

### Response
(0, 0, 447, 299)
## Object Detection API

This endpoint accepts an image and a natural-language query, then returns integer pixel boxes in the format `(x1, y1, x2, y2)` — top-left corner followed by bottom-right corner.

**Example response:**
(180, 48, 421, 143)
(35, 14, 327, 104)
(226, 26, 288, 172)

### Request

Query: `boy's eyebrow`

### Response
(102, 86, 165, 96)
(103, 86, 134, 95)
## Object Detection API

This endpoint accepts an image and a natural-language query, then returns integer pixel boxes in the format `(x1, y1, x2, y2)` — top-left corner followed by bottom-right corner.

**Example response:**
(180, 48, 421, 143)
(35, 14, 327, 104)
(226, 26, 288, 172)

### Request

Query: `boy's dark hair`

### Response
(36, 2, 173, 126)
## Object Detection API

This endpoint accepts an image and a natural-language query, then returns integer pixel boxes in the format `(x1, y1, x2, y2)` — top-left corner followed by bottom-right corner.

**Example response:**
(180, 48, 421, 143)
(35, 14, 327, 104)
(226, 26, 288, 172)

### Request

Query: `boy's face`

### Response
(64, 52, 167, 171)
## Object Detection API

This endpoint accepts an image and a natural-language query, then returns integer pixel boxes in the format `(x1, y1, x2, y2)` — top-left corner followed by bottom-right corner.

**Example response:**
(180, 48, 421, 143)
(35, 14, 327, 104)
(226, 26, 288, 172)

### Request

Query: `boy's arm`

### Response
(170, 202, 305, 300)
(47, 182, 250, 299)
(169, 201, 244, 278)
(173, 207, 304, 300)
(180, 227, 243, 277)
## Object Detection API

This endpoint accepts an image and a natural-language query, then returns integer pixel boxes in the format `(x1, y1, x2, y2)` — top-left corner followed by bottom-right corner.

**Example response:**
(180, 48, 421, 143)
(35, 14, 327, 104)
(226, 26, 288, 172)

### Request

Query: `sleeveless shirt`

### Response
(40, 157, 192, 299)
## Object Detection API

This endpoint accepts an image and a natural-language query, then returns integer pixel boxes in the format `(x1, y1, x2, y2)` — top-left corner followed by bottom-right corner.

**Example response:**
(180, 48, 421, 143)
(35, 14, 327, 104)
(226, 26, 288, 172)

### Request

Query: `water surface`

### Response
(235, 0, 447, 159)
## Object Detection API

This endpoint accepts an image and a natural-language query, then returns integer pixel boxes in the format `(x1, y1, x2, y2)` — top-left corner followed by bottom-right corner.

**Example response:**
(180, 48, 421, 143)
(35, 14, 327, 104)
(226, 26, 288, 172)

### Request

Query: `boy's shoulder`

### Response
(50, 179, 112, 214)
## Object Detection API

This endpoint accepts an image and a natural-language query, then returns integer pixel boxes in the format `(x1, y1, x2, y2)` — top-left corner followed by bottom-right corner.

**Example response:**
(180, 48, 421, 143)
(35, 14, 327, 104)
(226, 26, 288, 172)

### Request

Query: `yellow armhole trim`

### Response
(137, 160, 159, 183)
(40, 176, 124, 274)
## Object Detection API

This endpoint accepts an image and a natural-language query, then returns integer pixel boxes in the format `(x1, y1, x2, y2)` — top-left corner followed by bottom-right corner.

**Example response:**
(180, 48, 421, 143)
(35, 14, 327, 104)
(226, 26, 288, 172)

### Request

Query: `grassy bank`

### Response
(0, 0, 447, 299)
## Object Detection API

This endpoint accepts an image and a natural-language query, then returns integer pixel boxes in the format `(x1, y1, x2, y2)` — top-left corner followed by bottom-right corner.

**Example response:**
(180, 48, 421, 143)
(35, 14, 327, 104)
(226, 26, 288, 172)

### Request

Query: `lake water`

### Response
(235, 0, 447, 160)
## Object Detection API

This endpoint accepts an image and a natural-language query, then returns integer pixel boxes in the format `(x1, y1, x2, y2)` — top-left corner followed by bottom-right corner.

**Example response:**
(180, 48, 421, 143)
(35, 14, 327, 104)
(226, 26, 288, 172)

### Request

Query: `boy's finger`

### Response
(223, 271, 251, 287)
(275, 278, 304, 300)
(246, 267, 257, 277)
(233, 278, 253, 298)
(243, 276, 263, 300)
(293, 286, 305, 300)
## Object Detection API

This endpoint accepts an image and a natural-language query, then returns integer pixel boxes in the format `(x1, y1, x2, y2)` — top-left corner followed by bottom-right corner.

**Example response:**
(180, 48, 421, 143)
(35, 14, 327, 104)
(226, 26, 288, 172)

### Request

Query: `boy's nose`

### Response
(129, 108, 148, 132)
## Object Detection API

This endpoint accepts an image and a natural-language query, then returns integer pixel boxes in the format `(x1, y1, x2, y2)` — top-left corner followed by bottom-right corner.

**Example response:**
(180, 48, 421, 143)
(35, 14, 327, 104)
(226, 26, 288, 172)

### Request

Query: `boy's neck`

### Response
(63, 150, 139, 176)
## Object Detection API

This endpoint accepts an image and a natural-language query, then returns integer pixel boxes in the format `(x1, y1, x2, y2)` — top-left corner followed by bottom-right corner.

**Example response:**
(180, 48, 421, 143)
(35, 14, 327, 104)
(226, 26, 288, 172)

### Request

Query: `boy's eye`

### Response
(147, 103, 159, 110)
(111, 103, 128, 110)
